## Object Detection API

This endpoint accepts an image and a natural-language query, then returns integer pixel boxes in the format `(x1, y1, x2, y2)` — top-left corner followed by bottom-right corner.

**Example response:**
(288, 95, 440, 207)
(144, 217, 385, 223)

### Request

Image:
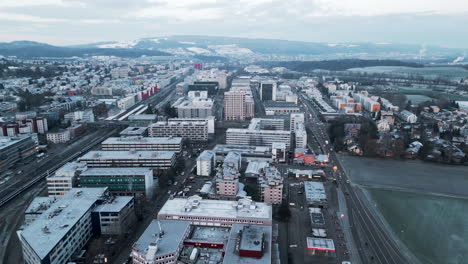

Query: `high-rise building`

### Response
(258, 166, 283, 205)
(196, 150, 216, 176)
(224, 90, 247, 121)
(260, 81, 277, 101)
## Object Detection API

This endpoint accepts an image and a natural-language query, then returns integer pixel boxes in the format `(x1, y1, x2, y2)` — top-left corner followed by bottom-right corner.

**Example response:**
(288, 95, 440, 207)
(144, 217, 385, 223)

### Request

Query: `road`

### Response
(298, 90, 416, 264)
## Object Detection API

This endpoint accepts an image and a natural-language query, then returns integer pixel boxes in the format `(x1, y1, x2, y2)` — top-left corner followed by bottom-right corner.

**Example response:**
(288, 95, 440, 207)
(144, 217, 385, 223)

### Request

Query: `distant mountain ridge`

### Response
(0, 35, 466, 60)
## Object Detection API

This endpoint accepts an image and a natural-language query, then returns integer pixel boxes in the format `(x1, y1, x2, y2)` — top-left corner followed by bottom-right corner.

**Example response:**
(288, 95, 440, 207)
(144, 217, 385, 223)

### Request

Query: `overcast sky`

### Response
(0, 0, 467, 47)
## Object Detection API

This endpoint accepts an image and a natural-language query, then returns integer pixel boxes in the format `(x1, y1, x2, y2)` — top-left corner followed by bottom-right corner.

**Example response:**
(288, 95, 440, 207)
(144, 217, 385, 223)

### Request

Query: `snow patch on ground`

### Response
(98, 40, 138, 48)
(208, 44, 253, 55)
(186, 47, 212, 54)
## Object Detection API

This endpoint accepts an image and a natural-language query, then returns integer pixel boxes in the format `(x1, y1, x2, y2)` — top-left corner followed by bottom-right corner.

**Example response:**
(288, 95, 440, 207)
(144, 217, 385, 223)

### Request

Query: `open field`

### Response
(367, 188, 468, 264)
(347, 66, 468, 81)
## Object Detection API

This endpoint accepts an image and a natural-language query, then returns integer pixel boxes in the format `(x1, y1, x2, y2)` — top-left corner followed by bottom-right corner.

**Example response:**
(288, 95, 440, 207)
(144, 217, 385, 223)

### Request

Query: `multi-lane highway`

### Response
(298, 91, 416, 264)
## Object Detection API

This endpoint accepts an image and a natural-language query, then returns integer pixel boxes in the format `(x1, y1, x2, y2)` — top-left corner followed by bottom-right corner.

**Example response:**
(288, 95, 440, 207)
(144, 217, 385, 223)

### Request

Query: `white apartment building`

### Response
(290, 113, 305, 132)
(118, 96, 136, 110)
(148, 120, 208, 142)
(46, 130, 71, 144)
(196, 150, 215, 176)
(258, 166, 283, 205)
(294, 122, 308, 149)
(215, 152, 242, 196)
(226, 120, 291, 149)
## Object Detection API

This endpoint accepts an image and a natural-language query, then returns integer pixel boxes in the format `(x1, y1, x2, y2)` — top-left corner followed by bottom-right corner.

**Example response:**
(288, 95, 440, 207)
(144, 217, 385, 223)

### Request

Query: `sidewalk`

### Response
(337, 187, 363, 264)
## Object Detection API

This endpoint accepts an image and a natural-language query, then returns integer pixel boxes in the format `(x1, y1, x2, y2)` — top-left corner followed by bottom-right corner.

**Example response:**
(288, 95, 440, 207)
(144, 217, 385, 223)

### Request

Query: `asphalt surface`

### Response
(298, 90, 417, 264)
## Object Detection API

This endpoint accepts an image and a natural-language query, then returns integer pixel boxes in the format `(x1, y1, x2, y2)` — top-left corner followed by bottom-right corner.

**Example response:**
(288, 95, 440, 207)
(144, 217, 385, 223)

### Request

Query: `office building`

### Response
(148, 120, 208, 142)
(78, 167, 155, 197)
(158, 196, 272, 226)
(172, 97, 214, 118)
(0, 135, 36, 172)
(260, 81, 277, 101)
(196, 150, 215, 176)
(78, 151, 176, 170)
(101, 137, 183, 153)
(128, 114, 158, 127)
(17, 188, 108, 264)
(132, 220, 272, 264)
(213, 144, 273, 163)
(46, 162, 87, 197)
(272, 142, 287, 163)
(226, 119, 291, 149)
(132, 220, 191, 264)
(264, 101, 300, 115)
(120, 127, 148, 137)
(92, 196, 135, 235)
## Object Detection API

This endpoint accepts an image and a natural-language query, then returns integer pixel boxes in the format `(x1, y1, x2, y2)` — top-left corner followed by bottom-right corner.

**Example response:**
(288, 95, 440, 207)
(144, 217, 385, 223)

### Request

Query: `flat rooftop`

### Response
(197, 150, 215, 161)
(102, 136, 182, 145)
(25, 197, 55, 215)
(18, 188, 108, 259)
(128, 114, 157, 120)
(0, 135, 31, 151)
(79, 150, 176, 160)
(133, 220, 190, 258)
(213, 144, 271, 154)
(223, 224, 272, 264)
(80, 167, 153, 176)
(306, 237, 335, 251)
(94, 196, 133, 213)
(120, 127, 147, 135)
(51, 162, 87, 177)
(239, 225, 264, 252)
(158, 196, 272, 221)
(304, 181, 327, 202)
(188, 226, 230, 242)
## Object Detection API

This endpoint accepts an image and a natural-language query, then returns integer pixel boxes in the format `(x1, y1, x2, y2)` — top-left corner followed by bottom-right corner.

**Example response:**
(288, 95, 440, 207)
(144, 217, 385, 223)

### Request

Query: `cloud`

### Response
(0, 12, 67, 23)
(0, 0, 467, 47)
